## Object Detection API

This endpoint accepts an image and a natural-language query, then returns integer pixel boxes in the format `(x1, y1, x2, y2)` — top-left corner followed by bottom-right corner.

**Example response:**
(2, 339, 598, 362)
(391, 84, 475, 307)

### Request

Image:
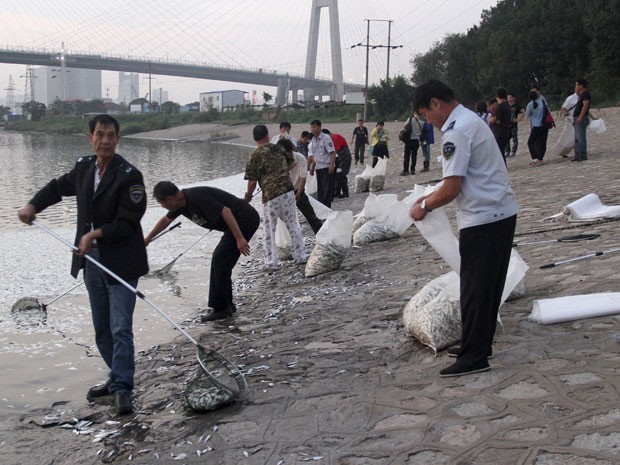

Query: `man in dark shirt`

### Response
(489, 87, 512, 162)
(145, 182, 260, 321)
(350, 119, 369, 165)
(506, 93, 525, 158)
(573, 78, 591, 162)
(18, 114, 148, 415)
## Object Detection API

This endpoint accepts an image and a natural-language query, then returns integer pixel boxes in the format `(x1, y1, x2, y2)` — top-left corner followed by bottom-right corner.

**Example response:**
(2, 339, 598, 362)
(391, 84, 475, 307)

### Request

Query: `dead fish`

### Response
(304, 243, 348, 277)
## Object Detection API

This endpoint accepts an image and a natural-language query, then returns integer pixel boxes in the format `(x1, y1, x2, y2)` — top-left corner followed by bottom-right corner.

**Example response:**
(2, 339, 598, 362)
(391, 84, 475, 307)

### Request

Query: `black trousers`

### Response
(527, 126, 549, 161)
(354, 141, 366, 164)
(296, 190, 323, 234)
(335, 146, 352, 197)
(403, 139, 420, 172)
(208, 207, 260, 311)
(315, 167, 335, 208)
(458, 215, 516, 366)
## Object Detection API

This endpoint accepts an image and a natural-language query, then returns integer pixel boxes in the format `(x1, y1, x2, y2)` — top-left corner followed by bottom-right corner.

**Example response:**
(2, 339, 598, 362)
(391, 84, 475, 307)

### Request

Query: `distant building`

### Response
(32, 66, 102, 105)
(151, 87, 169, 105)
(199, 90, 247, 112)
(118, 72, 139, 105)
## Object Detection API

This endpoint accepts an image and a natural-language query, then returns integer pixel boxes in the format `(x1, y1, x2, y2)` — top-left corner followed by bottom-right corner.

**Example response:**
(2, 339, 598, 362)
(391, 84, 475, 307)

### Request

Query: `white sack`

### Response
(305, 210, 353, 277)
(589, 118, 607, 134)
(543, 193, 620, 223)
(410, 184, 461, 273)
(354, 164, 374, 193)
(308, 194, 333, 220)
(529, 292, 620, 324)
(550, 117, 575, 158)
(305, 172, 317, 195)
(403, 271, 461, 353)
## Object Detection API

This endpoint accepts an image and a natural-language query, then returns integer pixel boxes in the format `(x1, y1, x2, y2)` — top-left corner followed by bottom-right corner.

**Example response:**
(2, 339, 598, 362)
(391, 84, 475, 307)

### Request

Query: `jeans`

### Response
(84, 248, 138, 394)
(574, 116, 589, 160)
(421, 143, 431, 165)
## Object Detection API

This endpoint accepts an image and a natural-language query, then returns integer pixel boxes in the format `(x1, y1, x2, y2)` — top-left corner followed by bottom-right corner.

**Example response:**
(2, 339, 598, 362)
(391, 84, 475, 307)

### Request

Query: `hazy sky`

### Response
(0, 0, 499, 104)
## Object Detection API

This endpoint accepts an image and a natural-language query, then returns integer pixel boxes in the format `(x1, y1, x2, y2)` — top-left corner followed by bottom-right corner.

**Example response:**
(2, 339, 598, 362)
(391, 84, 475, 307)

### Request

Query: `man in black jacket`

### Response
(18, 114, 148, 415)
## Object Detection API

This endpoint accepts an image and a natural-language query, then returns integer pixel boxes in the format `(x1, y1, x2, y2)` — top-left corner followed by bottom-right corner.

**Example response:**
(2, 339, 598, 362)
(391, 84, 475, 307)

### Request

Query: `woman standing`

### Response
(370, 121, 389, 168)
(524, 90, 548, 166)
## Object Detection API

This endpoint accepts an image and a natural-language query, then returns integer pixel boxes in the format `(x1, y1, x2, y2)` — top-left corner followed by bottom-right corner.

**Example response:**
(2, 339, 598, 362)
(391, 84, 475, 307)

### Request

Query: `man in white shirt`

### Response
(277, 139, 323, 234)
(307, 119, 336, 208)
(410, 79, 518, 378)
(270, 121, 298, 146)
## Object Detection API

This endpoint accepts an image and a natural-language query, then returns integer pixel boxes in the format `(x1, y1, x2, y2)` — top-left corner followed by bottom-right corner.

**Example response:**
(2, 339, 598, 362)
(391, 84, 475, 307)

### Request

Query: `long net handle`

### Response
(32, 220, 200, 347)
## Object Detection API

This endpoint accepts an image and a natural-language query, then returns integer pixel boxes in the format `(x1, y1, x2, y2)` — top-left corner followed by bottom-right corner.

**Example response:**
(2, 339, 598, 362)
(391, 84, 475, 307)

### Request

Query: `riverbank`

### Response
(4, 109, 620, 464)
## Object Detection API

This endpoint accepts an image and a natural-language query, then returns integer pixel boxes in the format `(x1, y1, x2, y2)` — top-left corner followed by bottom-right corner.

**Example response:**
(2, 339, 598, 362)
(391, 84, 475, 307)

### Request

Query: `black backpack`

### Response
(398, 119, 412, 142)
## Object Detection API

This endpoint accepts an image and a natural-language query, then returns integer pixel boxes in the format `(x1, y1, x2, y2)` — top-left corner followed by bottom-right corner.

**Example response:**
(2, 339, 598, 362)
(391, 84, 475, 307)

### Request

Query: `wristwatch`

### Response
(421, 199, 433, 213)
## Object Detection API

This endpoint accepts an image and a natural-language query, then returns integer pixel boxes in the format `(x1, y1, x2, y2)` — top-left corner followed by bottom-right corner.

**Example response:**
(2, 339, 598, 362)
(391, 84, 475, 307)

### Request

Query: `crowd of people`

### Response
(15, 76, 596, 415)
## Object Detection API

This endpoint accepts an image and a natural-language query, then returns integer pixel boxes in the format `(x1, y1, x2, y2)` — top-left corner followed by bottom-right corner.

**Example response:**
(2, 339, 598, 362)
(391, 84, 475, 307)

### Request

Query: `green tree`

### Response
(367, 75, 415, 120)
(22, 101, 47, 121)
(262, 92, 273, 104)
(0, 105, 12, 119)
(161, 101, 180, 115)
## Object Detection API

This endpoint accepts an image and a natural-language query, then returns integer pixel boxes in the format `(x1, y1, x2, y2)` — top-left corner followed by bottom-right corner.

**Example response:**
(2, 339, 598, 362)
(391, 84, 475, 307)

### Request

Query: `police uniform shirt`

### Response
(440, 104, 518, 230)
(309, 132, 335, 169)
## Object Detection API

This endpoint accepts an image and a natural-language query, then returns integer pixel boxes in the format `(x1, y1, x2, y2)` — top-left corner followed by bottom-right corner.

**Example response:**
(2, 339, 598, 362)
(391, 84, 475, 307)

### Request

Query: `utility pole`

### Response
(21, 65, 36, 103)
(4, 75, 17, 112)
(351, 19, 403, 121)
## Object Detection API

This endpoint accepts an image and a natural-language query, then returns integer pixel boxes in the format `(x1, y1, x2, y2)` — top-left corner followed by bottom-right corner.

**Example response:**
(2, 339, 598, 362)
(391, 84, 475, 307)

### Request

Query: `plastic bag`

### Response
(305, 172, 317, 195)
(275, 218, 293, 260)
(369, 158, 387, 192)
(351, 194, 397, 233)
(305, 210, 353, 277)
(589, 118, 607, 134)
(353, 196, 413, 246)
(550, 117, 575, 158)
(403, 271, 461, 353)
(354, 164, 374, 193)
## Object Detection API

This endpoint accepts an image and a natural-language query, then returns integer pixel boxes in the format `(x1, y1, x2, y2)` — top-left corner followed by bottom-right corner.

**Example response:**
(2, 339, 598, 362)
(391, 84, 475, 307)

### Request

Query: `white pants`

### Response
(263, 191, 307, 266)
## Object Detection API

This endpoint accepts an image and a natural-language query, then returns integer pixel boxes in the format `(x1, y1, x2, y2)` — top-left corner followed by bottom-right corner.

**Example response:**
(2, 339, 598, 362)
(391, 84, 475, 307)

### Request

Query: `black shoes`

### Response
(114, 391, 133, 415)
(87, 379, 111, 400)
(201, 306, 234, 322)
(446, 346, 494, 359)
(440, 360, 490, 378)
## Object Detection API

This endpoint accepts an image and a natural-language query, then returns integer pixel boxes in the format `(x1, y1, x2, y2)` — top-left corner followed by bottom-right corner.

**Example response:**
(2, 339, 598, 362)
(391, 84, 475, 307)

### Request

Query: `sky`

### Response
(0, 0, 499, 105)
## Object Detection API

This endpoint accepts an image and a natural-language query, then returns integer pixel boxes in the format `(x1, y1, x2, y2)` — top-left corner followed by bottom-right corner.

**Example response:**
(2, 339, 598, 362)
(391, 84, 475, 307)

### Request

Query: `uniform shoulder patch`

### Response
(129, 185, 145, 204)
(77, 155, 95, 164)
(446, 121, 456, 131)
(443, 142, 456, 160)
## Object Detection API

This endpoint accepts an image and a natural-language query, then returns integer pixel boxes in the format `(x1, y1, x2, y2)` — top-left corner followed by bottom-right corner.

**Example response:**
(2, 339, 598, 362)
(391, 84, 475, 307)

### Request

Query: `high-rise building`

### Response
(118, 72, 139, 105)
(32, 66, 102, 105)
(151, 87, 169, 104)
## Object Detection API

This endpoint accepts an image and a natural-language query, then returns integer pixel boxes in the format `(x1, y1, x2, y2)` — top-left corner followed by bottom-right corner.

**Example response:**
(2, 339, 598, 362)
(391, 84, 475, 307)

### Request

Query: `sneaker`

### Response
(447, 346, 493, 359)
(410, 169, 416, 175)
(529, 160, 540, 166)
(201, 306, 234, 322)
(114, 391, 133, 415)
(510, 152, 517, 158)
(400, 170, 409, 176)
(87, 379, 111, 400)
(421, 166, 429, 172)
(439, 360, 490, 378)
(537, 160, 544, 166)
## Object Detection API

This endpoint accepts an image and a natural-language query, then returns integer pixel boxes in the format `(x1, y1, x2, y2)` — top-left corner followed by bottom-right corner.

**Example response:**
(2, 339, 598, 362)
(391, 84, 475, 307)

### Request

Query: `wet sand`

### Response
(4, 109, 620, 464)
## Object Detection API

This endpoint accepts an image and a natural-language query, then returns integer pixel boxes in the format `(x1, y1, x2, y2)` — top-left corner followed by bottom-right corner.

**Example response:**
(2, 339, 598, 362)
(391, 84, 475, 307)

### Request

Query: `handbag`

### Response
(398, 118, 412, 142)
(542, 102, 555, 129)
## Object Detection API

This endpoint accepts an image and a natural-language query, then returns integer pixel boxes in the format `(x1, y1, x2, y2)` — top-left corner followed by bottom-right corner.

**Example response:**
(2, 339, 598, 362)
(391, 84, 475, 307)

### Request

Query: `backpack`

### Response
(398, 119, 412, 142)
(542, 102, 555, 129)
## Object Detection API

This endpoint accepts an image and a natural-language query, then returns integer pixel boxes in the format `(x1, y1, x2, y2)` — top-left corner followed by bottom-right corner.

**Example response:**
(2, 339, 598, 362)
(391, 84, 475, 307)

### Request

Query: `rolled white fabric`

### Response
(529, 293, 620, 324)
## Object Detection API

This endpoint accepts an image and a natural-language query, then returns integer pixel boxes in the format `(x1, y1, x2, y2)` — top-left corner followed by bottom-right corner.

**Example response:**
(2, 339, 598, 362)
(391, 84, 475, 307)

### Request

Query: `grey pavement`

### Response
(13, 108, 620, 465)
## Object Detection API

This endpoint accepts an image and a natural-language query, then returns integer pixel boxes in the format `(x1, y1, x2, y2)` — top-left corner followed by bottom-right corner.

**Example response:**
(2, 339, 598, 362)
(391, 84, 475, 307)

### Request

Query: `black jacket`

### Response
(29, 154, 149, 280)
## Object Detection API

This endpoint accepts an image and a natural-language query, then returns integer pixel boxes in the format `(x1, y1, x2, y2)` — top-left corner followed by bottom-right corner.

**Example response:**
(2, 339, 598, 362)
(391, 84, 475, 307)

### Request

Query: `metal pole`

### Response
(386, 21, 393, 81)
(363, 19, 370, 122)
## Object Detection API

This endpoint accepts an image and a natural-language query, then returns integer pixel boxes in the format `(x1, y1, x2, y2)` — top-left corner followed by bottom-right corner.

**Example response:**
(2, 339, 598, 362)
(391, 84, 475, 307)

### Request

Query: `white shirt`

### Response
(441, 104, 518, 230)
(308, 132, 335, 169)
(288, 152, 307, 187)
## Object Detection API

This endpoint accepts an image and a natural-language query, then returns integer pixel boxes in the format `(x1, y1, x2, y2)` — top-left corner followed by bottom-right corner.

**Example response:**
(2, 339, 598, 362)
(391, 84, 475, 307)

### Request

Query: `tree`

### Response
(22, 101, 47, 121)
(262, 92, 273, 104)
(161, 101, 180, 114)
(0, 105, 11, 119)
(367, 75, 415, 120)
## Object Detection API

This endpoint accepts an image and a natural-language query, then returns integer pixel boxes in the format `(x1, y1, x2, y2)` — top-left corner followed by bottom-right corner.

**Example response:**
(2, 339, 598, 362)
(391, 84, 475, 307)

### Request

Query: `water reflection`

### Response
(0, 131, 252, 230)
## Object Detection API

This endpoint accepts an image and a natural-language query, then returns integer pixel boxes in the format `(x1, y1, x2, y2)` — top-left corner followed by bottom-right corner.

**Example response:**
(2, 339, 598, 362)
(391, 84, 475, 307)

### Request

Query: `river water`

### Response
(0, 130, 254, 422)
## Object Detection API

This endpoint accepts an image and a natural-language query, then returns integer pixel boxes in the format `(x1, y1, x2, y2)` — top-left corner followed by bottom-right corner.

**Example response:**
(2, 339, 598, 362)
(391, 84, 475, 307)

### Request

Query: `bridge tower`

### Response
(303, 0, 344, 103)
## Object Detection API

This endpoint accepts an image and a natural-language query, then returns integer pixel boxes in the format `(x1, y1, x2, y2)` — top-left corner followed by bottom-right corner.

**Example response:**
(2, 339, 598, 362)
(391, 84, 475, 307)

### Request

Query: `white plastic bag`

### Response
(403, 271, 461, 353)
(354, 164, 374, 193)
(589, 118, 607, 134)
(305, 210, 353, 277)
(530, 292, 620, 324)
(305, 172, 317, 195)
(275, 218, 293, 260)
(551, 117, 575, 158)
(369, 157, 387, 192)
(353, 197, 413, 246)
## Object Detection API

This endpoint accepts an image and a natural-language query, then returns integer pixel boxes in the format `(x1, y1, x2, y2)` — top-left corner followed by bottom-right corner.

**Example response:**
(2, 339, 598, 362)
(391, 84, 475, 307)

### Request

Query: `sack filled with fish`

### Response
(353, 195, 412, 246)
(305, 210, 353, 277)
(354, 164, 373, 193)
(403, 271, 461, 354)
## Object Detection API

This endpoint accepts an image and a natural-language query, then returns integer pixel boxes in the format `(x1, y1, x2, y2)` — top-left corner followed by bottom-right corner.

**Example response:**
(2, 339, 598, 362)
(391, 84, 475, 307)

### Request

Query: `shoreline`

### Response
(4, 110, 620, 464)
